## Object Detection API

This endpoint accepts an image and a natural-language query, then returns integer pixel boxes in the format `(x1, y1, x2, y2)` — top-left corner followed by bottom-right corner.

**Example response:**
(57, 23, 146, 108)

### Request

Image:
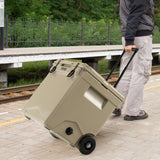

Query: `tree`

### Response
(5, 0, 160, 25)
(154, 0, 160, 27)
(5, 0, 32, 18)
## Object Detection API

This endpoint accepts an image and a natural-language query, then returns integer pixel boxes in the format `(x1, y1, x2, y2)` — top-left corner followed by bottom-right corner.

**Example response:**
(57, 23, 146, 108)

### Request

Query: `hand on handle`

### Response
(125, 45, 137, 53)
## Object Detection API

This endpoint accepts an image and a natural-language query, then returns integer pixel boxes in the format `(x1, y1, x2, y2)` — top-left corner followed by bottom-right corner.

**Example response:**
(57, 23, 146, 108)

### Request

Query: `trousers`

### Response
(116, 35, 153, 116)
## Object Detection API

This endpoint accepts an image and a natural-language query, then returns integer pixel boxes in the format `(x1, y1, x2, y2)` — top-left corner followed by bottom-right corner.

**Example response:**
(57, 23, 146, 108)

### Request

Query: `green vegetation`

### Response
(153, 26, 160, 43)
(5, 0, 160, 28)
(7, 59, 116, 87)
(7, 19, 160, 48)
(5, 0, 118, 22)
(3, 0, 160, 87)
(98, 60, 110, 74)
(7, 20, 122, 47)
(5, 0, 160, 48)
(7, 61, 49, 87)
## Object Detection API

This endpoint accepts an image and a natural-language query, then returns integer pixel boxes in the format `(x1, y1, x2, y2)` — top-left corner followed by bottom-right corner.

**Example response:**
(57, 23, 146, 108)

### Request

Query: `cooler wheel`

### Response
(78, 135, 96, 155)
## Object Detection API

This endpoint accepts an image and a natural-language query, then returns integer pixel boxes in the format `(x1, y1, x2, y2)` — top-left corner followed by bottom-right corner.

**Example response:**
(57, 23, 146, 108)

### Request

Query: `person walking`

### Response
(113, 0, 154, 121)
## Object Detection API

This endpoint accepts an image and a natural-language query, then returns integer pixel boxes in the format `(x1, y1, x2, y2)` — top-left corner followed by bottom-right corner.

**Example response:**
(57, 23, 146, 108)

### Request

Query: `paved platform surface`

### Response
(0, 44, 160, 56)
(0, 45, 160, 64)
(0, 74, 160, 160)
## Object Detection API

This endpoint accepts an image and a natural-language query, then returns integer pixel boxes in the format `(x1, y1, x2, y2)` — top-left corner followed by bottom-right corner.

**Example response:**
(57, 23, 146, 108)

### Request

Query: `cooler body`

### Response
(23, 60, 124, 147)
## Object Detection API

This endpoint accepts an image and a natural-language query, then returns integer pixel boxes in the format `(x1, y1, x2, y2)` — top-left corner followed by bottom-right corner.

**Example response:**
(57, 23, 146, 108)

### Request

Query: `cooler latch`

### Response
(67, 63, 80, 77)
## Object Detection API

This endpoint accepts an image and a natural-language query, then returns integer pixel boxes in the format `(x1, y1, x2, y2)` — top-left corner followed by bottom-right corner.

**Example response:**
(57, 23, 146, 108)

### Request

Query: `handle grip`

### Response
(106, 49, 125, 81)
(105, 48, 138, 87)
(132, 48, 138, 52)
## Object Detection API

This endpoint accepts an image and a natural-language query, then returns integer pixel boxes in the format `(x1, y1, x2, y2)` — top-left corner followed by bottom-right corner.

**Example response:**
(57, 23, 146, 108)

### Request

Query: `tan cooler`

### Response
(23, 60, 124, 155)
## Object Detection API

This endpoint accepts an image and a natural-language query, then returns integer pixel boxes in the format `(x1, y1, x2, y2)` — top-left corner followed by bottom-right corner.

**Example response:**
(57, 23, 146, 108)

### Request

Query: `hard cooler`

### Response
(23, 60, 124, 153)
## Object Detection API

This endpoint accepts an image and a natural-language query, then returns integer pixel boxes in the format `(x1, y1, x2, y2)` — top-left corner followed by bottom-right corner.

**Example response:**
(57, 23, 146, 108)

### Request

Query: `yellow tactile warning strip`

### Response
(0, 84, 160, 128)
(0, 117, 27, 127)
(144, 84, 160, 90)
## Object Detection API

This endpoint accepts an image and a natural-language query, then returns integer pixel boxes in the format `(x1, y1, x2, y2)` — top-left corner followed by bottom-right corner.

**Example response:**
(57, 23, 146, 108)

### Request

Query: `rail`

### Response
(0, 84, 39, 104)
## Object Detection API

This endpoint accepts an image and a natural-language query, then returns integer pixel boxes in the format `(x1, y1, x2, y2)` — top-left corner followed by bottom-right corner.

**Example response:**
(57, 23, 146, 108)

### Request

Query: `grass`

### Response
(6, 59, 117, 88)
(6, 55, 160, 88)
(7, 61, 49, 87)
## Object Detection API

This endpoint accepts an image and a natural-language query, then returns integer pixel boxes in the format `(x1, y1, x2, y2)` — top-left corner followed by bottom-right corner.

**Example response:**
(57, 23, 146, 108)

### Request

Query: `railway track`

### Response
(0, 66, 160, 104)
(0, 84, 39, 104)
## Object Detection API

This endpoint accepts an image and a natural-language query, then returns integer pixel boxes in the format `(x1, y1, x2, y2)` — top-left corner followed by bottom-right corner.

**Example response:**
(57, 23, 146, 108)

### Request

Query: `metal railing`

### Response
(4, 15, 160, 48)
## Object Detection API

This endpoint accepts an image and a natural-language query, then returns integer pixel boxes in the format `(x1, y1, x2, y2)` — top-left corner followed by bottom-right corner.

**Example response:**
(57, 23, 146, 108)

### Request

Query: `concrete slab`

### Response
(0, 45, 159, 64)
(0, 74, 160, 160)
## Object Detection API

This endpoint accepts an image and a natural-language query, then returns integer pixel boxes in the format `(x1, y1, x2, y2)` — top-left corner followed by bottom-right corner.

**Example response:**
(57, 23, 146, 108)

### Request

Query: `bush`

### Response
(5, 19, 123, 47)
(7, 61, 49, 87)
(153, 26, 160, 43)
(4, 17, 160, 48)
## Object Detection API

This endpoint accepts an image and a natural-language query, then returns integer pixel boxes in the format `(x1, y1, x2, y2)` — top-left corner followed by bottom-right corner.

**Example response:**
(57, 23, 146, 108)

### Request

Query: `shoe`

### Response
(112, 108, 121, 116)
(124, 110, 148, 121)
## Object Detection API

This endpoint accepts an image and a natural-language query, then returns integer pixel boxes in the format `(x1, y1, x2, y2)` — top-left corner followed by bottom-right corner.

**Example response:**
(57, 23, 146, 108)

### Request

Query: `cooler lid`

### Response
(79, 62, 124, 102)
(53, 60, 124, 102)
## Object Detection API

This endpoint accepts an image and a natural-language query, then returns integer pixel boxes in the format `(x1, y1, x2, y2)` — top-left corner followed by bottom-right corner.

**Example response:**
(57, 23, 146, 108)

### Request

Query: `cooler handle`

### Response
(106, 50, 125, 81)
(67, 63, 80, 77)
(50, 59, 61, 73)
(114, 48, 138, 88)
(105, 48, 138, 88)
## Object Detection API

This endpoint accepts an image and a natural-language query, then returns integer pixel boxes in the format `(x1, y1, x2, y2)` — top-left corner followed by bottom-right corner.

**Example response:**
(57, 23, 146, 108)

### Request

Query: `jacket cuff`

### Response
(125, 39, 134, 46)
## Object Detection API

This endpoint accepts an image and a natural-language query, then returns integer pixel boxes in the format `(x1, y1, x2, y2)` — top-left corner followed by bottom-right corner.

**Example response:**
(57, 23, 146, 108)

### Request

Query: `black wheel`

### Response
(49, 131, 59, 139)
(78, 135, 96, 155)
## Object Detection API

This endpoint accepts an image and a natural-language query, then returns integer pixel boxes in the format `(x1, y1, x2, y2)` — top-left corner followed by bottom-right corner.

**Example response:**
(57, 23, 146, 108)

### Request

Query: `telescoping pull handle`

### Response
(106, 48, 138, 88)
(106, 50, 126, 81)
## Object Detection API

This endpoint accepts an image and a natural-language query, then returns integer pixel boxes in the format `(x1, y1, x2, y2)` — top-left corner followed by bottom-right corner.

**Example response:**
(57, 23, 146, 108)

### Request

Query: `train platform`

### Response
(0, 45, 160, 88)
(0, 74, 160, 160)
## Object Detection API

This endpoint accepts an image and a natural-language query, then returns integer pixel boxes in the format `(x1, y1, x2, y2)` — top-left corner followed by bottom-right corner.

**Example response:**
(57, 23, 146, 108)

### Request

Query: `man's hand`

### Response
(125, 45, 136, 53)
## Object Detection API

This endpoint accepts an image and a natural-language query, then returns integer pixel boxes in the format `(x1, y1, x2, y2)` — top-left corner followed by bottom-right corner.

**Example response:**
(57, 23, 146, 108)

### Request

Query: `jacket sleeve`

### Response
(125, 0, 146, 46)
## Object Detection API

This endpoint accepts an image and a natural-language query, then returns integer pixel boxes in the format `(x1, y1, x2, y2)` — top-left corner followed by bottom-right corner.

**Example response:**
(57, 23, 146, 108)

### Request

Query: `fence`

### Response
(4, 15, 160, 48)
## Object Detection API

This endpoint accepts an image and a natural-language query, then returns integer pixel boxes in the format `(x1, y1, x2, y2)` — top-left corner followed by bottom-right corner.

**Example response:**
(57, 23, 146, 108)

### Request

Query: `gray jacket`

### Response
(120, 0, 154, 46)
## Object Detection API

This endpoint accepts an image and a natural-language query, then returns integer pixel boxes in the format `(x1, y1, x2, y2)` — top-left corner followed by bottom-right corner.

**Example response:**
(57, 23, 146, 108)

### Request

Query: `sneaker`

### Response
(124, 110, 148, 121)
(112, 108, 121, 116)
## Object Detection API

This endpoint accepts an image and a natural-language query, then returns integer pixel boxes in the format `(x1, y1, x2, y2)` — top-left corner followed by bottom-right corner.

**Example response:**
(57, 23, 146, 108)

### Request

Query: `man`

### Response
(113, 0, 154, 121)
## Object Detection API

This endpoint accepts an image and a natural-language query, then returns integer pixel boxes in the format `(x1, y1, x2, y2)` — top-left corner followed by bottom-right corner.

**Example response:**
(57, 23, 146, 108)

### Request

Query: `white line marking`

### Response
(0, 112, 9, 115)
